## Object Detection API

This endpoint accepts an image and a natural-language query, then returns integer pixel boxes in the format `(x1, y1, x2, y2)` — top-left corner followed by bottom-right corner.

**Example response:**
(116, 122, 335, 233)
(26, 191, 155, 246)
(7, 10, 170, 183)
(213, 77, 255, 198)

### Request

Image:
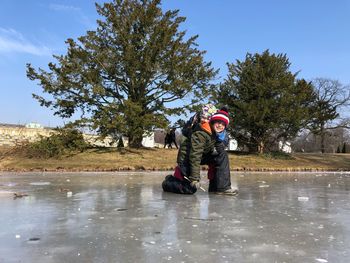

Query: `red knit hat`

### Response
(210, 109, 230, 127)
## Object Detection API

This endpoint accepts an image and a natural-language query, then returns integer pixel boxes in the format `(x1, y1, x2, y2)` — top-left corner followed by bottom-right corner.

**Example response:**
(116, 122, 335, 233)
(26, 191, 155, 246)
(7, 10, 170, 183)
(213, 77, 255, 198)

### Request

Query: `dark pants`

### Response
(164, 138, 178, 149)
(204, 144, 232, 192)
(162, 143, 231, 194)
(162, 175, 197, 194)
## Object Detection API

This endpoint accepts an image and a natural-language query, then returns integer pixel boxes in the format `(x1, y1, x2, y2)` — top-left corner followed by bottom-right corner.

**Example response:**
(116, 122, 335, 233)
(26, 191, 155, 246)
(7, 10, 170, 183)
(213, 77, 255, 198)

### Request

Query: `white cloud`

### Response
(49, 4, 80, 12)
(0, 27, 51, 56)
(48, 3, 95, 29)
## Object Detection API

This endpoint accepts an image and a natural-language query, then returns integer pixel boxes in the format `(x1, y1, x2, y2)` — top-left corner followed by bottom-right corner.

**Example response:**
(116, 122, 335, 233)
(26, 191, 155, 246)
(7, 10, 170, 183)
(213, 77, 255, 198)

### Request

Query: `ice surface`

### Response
(0, 171, 349, 262)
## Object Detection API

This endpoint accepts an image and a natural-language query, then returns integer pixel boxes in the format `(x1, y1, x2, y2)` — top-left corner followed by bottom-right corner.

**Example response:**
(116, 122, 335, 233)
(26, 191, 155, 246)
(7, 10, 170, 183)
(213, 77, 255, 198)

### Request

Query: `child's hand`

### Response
(215, 142, 226, 153)
(190, 180, 201, 190)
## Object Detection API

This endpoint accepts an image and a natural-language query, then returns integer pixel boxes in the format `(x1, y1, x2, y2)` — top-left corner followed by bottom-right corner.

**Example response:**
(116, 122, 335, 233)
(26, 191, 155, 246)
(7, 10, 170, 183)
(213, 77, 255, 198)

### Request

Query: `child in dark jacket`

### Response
(162, 105, 238, 196)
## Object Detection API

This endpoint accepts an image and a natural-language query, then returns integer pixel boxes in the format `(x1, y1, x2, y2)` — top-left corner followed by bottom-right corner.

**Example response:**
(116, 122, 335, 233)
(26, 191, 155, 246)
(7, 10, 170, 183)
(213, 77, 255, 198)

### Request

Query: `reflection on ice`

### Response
(29, 182, 51, 186)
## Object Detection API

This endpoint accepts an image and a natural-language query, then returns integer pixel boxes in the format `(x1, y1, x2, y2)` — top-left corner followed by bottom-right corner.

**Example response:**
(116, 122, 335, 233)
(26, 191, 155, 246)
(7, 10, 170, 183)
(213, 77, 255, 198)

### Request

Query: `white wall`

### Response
(228, 138, 238, 151)
(279, 141, 292, 153)
(142, 132, 155, 148)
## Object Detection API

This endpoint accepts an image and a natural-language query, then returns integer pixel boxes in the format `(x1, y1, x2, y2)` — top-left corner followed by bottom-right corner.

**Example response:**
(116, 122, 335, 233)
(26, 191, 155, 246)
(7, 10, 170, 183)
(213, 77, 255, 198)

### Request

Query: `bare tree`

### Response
(309, 78, 350, 153)
(292, 127, 350, 153)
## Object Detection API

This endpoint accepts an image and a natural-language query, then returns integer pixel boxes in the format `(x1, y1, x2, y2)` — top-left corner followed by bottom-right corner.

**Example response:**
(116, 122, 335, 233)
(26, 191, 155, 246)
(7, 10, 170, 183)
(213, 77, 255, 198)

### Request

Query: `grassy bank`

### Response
(1, 146, 350, 172)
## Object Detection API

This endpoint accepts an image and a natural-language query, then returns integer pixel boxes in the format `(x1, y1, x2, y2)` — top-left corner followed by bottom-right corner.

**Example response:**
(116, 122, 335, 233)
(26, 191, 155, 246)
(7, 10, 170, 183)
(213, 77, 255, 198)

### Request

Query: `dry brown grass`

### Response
(0, 147, 178, 171)
(1, 146, 350, 172)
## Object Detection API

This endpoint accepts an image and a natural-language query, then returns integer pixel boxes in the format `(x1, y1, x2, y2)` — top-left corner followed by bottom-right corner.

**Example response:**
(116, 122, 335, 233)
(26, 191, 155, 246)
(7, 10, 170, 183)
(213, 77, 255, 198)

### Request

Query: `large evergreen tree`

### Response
(26, 0, 216, 147)
(216, 50, 315, 153)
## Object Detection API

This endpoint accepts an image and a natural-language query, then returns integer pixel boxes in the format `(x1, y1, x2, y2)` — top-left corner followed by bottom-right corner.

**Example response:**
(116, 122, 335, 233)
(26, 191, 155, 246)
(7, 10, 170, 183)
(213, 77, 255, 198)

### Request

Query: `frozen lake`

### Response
(0, 171, 350, 263)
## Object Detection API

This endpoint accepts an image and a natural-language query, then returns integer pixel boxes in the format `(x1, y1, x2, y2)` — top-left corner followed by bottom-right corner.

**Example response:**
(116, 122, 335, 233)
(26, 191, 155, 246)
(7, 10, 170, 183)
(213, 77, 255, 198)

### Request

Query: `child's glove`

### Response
(190, 180, 201, 190)
(215, 142, 226, 153)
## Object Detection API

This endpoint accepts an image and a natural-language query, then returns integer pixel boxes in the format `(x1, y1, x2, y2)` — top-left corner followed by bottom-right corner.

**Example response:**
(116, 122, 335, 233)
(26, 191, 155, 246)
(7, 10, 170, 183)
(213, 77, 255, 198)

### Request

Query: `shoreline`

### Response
(1, 167, 350, 173)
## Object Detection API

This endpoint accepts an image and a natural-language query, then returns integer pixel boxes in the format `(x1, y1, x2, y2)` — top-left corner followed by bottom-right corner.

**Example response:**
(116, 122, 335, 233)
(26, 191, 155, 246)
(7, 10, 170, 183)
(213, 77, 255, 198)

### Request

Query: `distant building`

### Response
(0, 123, 51, 146)
(228, 138, 238, 151)
(279, 141, 292, 153)
(142, 133, 155, 148)
(25, 122, 44, 129)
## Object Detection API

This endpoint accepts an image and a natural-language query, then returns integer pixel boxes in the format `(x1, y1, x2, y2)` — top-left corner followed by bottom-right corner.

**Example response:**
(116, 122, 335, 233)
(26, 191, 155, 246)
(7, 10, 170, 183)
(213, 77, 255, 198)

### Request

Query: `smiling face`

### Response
(212, 121, 226, 133)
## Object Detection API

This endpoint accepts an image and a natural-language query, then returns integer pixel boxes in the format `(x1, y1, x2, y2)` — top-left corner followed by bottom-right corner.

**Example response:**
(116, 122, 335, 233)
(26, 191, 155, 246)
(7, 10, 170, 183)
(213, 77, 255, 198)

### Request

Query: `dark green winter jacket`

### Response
(177, 122, 216, 181)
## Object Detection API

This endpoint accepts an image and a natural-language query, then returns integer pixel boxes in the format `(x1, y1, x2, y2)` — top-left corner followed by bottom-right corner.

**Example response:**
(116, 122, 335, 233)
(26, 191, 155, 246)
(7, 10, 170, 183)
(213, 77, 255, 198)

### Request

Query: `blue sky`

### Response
(1, 0, 350, 127)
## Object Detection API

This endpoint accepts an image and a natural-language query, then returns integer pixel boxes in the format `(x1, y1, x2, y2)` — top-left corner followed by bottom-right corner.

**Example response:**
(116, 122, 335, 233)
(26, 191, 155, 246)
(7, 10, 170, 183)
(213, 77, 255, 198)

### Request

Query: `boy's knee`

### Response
(162, 175, 197, 194)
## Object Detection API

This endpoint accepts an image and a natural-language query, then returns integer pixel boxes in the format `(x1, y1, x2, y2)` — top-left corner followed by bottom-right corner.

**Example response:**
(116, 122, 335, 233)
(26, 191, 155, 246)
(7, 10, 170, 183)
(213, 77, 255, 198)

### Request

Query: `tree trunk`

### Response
(320, 124, 325, 154)
(258, 141, 264, 154)
(128, 134, 143, 148)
